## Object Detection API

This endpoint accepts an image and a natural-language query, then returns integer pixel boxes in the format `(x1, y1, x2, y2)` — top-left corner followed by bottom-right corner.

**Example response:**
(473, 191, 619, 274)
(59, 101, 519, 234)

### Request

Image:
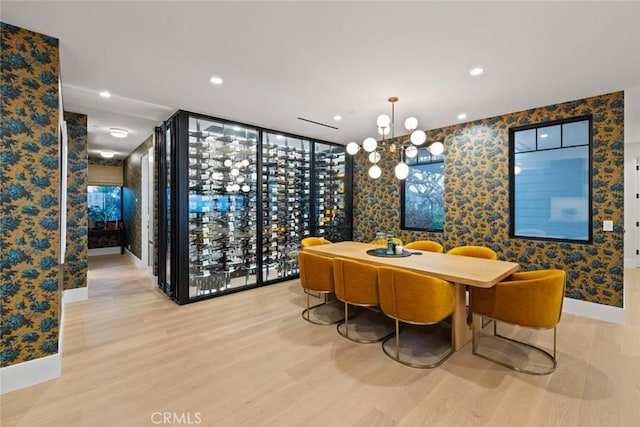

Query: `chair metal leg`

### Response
(344, 302, 349, 337)
(394, 319, 400, 360)
(337, 305, 391, 344)
(301, 291, 343, 326)
(381, 319, 453, 369)
(472, 316, 558, 375)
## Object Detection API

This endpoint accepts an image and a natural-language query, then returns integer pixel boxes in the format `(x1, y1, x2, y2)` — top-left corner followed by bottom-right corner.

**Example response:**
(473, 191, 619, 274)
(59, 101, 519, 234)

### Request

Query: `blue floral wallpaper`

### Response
(63, 111, 88, 290)
(88, 156, 122, 167)
(354, 92, 624, 307)
(1, 23, 61, 366)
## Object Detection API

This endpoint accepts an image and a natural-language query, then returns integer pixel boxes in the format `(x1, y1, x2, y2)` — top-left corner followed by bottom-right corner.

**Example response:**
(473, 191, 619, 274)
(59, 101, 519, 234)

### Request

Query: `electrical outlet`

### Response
(603, 220, 613, 232)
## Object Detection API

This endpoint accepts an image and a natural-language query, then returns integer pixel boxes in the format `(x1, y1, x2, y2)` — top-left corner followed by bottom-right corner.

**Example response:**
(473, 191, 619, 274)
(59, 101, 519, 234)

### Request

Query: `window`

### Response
(88, 185, 122, 226)
(510, 116, 591, 242)
(401, 148, 444, 231)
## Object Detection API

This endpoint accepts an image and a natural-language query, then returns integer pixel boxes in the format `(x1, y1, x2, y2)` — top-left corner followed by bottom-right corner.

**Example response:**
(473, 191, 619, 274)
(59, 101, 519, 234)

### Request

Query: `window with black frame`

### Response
(401, 147, 444, 231)
(510, 116, 591, 242)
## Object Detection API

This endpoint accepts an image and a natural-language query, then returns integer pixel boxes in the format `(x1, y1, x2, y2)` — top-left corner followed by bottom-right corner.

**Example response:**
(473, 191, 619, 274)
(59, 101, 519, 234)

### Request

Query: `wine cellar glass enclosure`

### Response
(159, 110, 352, 304)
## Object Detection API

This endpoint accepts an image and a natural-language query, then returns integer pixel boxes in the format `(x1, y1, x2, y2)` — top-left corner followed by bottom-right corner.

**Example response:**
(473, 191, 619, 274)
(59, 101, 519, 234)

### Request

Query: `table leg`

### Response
(453, 283, 472, 351)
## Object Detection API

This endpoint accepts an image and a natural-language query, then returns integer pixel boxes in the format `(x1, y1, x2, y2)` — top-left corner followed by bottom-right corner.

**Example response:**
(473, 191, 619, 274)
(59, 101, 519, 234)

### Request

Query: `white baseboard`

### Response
(125, 248, 142, 268)
(563, 297, 624, 324)
(0, 280, 72, 394)
(0, 354, 61, 394)
(62, 286, 88, 304)
(0, 295, 65, 394)
(88, 247, 121, 256)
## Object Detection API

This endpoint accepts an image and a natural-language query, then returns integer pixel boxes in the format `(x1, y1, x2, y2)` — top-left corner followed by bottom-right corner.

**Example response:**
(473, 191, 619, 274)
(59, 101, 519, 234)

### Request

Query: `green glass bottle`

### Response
(386, 232, 394, 255)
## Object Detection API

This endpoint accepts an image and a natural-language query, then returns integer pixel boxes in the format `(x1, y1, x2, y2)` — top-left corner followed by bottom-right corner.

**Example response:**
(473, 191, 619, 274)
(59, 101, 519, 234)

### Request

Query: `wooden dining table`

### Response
(303, 241, 520, 351)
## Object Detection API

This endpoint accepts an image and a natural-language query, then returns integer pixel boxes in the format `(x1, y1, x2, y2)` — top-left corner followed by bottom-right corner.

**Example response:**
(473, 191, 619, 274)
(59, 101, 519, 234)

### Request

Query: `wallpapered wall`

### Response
(63, 111, 88, 290)
(88, 157, 123, 167)
(123, 135, 153, 259)
(354, 92, 624, 308)
(0, 23, 61, 367)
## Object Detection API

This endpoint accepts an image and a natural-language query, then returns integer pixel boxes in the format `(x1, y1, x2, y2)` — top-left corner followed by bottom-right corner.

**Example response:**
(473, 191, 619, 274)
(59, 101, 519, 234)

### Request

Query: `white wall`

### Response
(624, 87, 640, 267)
(625, 86, 640, 144)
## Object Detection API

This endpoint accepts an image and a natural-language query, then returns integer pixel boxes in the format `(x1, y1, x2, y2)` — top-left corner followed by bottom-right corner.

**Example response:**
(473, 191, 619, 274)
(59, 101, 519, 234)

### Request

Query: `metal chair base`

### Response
(381, 319, 453, 369)
(301, 291, 343, 325)
(336, 304, 394, 344)
(472, 317, 557, 375)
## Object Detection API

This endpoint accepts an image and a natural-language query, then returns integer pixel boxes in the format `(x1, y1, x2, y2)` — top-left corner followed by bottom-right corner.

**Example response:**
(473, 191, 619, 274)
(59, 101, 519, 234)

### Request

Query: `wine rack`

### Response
(262, 133, 311, 281)
(159, 110, 352, 304)
(315, 142, 349, 242)
(186, 116, 258, 298)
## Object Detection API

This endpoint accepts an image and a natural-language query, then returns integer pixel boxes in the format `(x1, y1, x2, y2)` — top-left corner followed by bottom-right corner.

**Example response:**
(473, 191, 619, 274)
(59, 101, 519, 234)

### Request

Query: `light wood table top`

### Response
(303, 241, 519, 288)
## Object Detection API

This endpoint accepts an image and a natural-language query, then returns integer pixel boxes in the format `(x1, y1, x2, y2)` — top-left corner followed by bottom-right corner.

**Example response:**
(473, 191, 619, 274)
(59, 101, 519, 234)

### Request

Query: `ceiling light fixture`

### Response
(100, 151, 115, 158)
(99, 91, 111, 98)
(209, 76, 223, 85)
(334, 115, 342, 121)
(469, 67, 484, 76)
(457, 113, 467, 120)
(109, 127, 128, 138)
(345, 97, 443, 180)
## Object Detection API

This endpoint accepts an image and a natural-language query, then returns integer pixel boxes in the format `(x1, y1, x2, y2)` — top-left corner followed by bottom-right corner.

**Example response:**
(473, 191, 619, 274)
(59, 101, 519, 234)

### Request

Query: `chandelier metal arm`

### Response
(345, 96, 441, 180)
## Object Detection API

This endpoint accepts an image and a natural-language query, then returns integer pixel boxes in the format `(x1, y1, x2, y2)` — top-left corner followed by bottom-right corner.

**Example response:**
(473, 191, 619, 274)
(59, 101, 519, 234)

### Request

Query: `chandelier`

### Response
(346, 97, 444, 180)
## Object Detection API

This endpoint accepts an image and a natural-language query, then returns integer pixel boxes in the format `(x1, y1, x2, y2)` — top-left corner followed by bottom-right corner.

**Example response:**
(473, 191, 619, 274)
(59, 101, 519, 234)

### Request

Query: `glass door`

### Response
(261, 132, 311, 281)
(314, 143, 351, 242)
(187, 114, 258, 301)
(159, 119, 176, 298)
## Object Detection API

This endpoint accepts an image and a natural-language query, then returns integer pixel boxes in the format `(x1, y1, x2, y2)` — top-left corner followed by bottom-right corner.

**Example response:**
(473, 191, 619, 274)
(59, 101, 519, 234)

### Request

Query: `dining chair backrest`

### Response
(301, 237, 332, 248)
(377, 267, 456, 324)
(404, 240, 444, 253)
(471, 269, 566, 328)
(332, 257, 379, 306)
(447, 245, 497, 260)
(298, 251, 334, 293)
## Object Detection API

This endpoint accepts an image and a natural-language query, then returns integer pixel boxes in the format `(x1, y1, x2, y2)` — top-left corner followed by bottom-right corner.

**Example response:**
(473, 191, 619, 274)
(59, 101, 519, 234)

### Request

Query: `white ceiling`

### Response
(3, 1, 640, 159)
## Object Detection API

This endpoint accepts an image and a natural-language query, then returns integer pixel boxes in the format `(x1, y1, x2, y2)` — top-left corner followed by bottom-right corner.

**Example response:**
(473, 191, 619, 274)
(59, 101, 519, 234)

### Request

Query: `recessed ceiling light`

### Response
(469, 67, 484, 76)
(210, 76, 223, 85)
(457, 113, 467, 120)
(109, 127, 128, 138)
(99, 91, 111, 98)
(100, 151, 115, 158)
(333, 115, 342, 121)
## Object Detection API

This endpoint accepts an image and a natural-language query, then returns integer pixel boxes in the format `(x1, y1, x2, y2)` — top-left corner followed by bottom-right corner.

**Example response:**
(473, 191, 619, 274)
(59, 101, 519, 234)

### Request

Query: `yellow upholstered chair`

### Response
(369, 237, 403, 247)
(447, 245, 498, 259)
(333, 257, 394, 343)
(470, 269, 566, 375)
(298, 251, 342, 325)
(377, 267, 456, 368)
(405, 240, 444, 253)
(301, 237, 332, 248)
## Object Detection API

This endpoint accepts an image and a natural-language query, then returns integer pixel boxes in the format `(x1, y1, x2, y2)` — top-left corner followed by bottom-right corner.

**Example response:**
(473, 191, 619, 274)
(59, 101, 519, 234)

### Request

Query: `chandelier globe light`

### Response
(346, 96, 444, 180)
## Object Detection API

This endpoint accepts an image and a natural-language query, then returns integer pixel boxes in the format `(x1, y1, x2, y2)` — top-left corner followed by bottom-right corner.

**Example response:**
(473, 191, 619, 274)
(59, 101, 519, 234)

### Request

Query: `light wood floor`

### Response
(2, 255, 639, 426)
